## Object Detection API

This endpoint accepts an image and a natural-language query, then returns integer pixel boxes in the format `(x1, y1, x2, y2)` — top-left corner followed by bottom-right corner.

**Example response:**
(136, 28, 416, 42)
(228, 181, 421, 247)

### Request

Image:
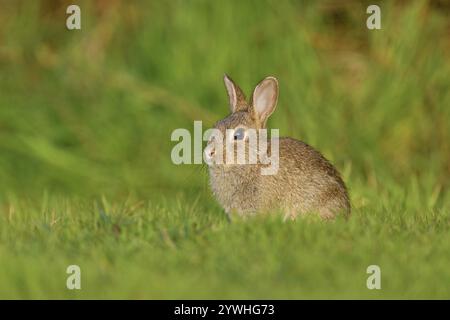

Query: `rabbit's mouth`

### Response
(204, 146, 261, 168)
(207, 159, 258, 171)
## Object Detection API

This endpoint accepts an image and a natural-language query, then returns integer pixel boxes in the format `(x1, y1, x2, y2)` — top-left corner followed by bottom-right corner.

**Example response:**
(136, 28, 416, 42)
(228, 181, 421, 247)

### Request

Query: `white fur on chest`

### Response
(208, 167, 260, 214)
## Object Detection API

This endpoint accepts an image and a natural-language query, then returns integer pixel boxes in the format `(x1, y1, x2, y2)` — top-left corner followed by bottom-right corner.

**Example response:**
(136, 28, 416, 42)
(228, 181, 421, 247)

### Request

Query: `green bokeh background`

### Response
(0, 0, 449, 298)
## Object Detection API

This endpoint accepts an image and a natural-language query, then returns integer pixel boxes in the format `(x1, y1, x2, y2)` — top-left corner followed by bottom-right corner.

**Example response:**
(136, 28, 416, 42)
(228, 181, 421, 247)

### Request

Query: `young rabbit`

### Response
(204, 75, 350, 220)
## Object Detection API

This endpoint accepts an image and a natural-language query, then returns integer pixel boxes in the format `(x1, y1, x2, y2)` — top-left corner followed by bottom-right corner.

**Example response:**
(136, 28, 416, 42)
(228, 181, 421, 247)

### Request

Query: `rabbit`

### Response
(204, 75, 350, 220)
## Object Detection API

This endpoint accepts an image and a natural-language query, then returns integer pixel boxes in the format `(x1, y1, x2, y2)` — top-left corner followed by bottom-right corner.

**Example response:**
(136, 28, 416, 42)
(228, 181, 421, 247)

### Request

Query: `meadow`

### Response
(0, 0, 449, 298)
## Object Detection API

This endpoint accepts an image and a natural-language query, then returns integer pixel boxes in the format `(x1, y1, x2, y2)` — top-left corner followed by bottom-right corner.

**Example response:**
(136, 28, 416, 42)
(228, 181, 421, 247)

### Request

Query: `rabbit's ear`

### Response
(224, 74, 247, 113)
(250, 76, 279, 127)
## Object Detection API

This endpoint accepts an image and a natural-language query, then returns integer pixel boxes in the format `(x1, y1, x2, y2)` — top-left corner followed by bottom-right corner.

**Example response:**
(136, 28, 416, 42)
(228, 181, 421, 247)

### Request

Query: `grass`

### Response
(0, 0, 449, 298)
(1, 193, 450, 299)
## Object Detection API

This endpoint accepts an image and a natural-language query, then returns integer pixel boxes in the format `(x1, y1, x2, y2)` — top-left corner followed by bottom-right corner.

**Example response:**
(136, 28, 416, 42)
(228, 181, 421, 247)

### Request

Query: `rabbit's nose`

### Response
(207, 148, 215, 159)
(204, 145, 215, 163)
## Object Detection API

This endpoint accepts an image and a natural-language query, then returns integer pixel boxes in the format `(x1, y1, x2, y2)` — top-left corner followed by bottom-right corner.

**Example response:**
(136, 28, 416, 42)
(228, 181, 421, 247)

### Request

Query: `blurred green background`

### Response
(0, 0, 449, 299)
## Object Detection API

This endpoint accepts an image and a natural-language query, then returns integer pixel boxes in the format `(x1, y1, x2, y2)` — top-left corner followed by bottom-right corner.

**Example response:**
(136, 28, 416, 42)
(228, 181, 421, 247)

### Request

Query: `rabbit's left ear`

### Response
(250, 76, 279, 127)
(224, 74, 247, 113)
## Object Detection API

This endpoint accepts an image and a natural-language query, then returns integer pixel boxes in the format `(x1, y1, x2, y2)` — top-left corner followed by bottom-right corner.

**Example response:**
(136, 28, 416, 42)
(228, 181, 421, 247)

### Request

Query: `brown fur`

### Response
(206, 75, 350, 220)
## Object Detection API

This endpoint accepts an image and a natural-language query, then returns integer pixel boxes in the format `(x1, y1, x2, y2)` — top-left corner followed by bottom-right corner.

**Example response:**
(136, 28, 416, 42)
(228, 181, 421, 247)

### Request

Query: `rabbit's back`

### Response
(261, 137, 350, 218)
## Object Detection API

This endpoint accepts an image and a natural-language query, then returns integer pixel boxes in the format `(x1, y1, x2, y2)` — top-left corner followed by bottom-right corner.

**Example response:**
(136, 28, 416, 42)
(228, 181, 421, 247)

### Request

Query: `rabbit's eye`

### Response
(233, 127, 246, 140)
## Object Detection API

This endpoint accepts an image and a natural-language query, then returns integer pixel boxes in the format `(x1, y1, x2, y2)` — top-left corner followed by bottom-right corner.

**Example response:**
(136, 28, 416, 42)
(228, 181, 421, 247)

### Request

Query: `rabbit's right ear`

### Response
(223, 74, 247, 113)
(250, 76, 279, 128)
